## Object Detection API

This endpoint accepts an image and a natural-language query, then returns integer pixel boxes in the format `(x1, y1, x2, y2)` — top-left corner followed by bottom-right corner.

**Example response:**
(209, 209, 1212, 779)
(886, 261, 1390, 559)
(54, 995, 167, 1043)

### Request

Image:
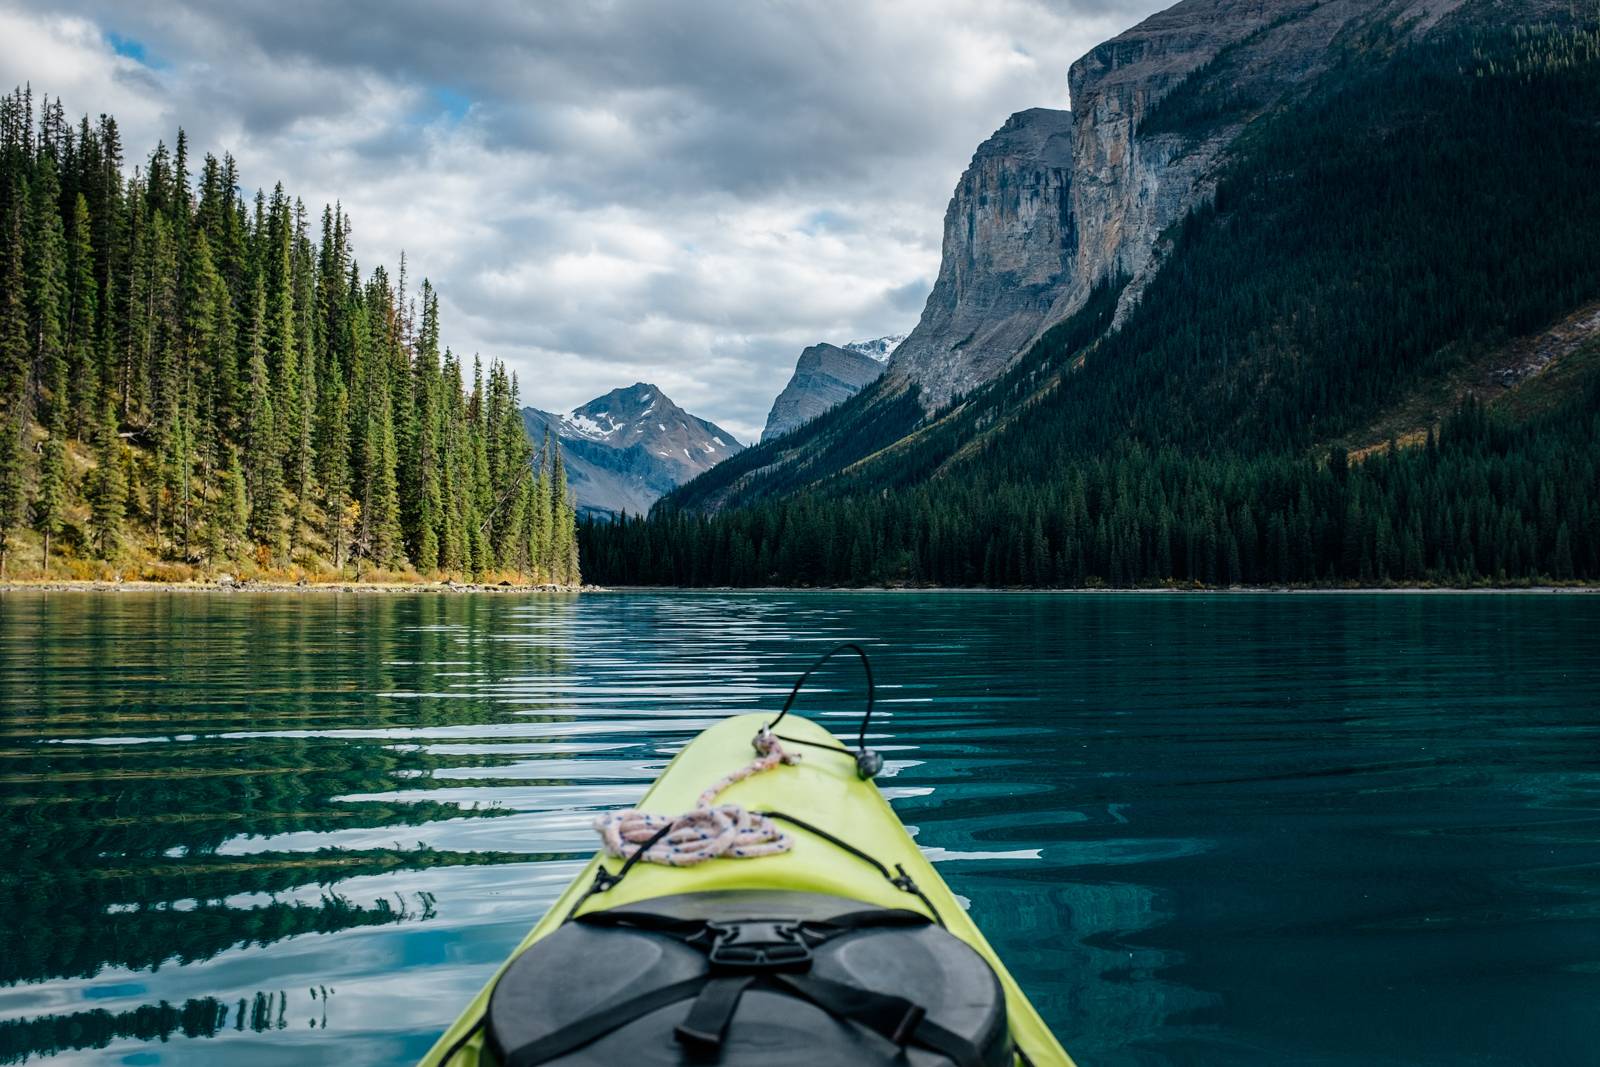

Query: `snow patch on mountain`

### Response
(844, 334, 908, 365)
(560, 411, 620, 440)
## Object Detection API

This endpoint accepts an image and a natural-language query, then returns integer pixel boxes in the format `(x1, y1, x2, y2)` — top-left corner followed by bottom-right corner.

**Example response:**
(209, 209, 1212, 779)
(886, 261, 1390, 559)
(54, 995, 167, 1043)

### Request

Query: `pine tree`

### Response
(0, 190, 26, 574)
(33, 428, 66, 573)
(404, 281, 441, 571)
(220, 445, 248, 563)
(363, 374, 402, 568)
(317, 376, 351, 569)
(529, 435, 553, 580)
(86, 396, 125, 558)
(0, 409, 19, 578)
(64, 193, 97, 429)
(25, 153, 66, 427)
(243, 279, 283, 558)
(0, 188, 26, 404)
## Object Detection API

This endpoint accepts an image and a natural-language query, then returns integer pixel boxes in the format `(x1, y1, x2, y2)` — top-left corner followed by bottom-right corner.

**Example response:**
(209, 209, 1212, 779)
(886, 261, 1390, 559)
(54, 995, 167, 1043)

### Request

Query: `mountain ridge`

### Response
(523, 383, 742, 518)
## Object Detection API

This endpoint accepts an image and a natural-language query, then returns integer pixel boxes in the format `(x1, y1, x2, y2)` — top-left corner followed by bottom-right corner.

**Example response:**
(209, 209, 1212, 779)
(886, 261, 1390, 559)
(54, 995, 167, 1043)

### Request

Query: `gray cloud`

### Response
(0, 0, 1164, 443)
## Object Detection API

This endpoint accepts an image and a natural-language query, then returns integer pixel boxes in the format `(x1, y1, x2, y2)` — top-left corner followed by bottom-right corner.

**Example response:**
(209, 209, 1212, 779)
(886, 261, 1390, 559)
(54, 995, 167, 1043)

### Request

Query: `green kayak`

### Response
(421, 646, 1072, 1066)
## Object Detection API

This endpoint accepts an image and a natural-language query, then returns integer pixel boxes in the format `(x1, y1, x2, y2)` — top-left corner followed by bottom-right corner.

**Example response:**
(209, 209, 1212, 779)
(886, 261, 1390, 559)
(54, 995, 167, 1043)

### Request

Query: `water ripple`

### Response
(0, 591, 1597, 1065)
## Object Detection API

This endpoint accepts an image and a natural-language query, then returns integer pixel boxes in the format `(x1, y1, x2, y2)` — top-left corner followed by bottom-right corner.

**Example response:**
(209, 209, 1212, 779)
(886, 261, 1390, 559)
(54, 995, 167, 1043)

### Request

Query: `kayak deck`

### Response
(420, 711, 1073, 1066)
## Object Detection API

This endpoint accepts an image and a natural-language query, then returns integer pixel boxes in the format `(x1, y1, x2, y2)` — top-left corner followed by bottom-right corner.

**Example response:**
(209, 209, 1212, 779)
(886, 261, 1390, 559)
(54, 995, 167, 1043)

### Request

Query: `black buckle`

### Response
(704, 921, 812, 972)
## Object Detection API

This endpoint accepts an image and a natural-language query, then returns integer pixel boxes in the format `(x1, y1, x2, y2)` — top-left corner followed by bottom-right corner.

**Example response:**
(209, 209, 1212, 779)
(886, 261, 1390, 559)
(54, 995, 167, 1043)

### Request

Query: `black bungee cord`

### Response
(763, 641, 884, 780)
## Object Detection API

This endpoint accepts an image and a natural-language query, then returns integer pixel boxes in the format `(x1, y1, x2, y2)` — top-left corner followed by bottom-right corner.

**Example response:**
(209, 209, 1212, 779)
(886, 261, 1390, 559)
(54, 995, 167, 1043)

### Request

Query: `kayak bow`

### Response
(421, 680, 1071, 1065)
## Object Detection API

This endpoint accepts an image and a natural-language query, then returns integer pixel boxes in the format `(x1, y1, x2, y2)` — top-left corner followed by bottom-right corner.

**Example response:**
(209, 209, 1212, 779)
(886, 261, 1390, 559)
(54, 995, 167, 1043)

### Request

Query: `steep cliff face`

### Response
(891, 0, 1456, 408)
(1050, 0, 1438, 331)
(761, 342, 888, 442)
(887, 108, 1075, 408)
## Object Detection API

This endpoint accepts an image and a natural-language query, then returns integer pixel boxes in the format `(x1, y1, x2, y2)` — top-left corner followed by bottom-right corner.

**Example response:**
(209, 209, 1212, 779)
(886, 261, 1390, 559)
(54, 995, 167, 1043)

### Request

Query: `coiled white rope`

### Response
(593, 730, 802, 867)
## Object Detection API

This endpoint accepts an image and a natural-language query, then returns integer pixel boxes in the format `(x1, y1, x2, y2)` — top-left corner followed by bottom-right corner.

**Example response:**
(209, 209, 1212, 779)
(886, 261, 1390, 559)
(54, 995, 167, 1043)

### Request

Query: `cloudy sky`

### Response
(0, 0, 1160, 443)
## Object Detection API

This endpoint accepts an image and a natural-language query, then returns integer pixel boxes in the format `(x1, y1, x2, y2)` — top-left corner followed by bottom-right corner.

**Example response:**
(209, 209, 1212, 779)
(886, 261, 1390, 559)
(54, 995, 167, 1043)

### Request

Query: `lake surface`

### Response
(1, 591, 1597, 1065)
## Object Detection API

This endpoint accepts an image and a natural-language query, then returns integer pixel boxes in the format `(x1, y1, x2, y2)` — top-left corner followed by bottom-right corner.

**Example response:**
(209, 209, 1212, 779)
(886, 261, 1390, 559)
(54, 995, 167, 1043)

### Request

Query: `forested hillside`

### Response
(581, 11, 1600, 587)
(0, 90, 578, 584)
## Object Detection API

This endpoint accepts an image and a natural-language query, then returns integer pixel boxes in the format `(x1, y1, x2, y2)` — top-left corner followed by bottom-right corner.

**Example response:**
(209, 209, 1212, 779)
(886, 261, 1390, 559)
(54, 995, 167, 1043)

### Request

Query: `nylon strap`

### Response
(502, 975, 707, 1066)
(673, 975, 755, 1051)
(772, 972, 987, 1067)
(578, 906, 930, 939)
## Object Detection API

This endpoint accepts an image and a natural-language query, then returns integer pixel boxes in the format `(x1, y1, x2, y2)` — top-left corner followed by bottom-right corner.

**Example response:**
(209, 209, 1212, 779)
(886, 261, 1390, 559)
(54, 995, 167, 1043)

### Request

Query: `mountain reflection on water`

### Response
(1, 591, 1597, 1065)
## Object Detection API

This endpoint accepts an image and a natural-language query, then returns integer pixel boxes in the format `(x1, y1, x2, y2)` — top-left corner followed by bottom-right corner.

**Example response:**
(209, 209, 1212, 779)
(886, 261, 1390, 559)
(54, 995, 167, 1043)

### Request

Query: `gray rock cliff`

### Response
(761, 342, 888, 442)
(886, 108, 1075, 408)
(889, 0, 1461, 409)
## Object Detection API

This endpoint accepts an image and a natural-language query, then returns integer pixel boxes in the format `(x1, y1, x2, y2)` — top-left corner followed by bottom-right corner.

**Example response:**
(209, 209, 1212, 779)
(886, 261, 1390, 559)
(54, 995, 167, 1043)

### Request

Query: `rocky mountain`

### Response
(761, 342, 889, 442)
(523, 384, 742, 518)
(588, 0, 1600, 588)
(657, 0, 1600, 523)
(887, 0, 1464, 409)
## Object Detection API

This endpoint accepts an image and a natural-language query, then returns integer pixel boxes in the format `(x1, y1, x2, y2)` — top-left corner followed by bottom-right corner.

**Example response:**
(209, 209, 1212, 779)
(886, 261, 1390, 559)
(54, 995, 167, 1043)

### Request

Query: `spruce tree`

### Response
(220, 445, 248, 563)
(0, 189, 26, 407)
(317, 376, 351, 570)
(559, 464, 580, 586)
(86, 396, 125, 558)
(438, 350, 467, 574)
(33, 430, 65, 574)
(548, 438, 574, 583)
(0, 409, 19, 578)
(363, 375, 402, 568)
(0, 191, 26, 574)
(25, 153, 66, 426)
(64, 193, 97, 429)
(243, 279, 283, 558)
(529, 436, 553, 581)
(468, 358, 492, 575)
(404, 282, 441, 571)
(287, 196, 316, 558)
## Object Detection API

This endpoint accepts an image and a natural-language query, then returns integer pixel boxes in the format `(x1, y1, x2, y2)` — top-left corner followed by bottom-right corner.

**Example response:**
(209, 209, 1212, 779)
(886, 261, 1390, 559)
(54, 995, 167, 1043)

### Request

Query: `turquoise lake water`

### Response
(0, 591, 1597, 1065)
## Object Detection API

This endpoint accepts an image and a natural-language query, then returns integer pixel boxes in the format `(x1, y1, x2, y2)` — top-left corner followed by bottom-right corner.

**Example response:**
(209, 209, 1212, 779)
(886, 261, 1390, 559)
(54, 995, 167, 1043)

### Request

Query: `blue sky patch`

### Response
(432, 87, 472, 122)
(106, 32, 168, 70)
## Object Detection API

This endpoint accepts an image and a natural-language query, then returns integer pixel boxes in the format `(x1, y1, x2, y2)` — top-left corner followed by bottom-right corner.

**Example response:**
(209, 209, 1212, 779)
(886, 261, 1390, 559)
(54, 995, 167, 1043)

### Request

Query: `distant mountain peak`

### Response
(559, 382, 673, 442)
(526, 383, 742, 518)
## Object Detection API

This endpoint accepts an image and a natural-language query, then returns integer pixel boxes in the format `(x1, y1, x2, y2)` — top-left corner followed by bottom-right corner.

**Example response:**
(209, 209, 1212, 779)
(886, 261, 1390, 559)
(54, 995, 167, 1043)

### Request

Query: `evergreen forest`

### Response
(0, 90, 579, 584)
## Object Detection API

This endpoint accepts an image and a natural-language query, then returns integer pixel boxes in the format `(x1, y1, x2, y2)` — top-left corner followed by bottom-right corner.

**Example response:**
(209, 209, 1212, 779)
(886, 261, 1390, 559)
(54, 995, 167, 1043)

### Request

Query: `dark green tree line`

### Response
(0, 89, 577, 582)
(583, 386, 1600, 587)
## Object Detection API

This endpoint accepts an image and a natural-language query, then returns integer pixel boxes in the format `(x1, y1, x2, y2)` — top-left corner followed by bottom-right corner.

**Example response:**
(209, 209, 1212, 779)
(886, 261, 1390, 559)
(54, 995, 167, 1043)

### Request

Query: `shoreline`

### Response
(2, 580, 1594, 595)
(591, 583, 1600, 595)
(0, 579, 588, 594)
